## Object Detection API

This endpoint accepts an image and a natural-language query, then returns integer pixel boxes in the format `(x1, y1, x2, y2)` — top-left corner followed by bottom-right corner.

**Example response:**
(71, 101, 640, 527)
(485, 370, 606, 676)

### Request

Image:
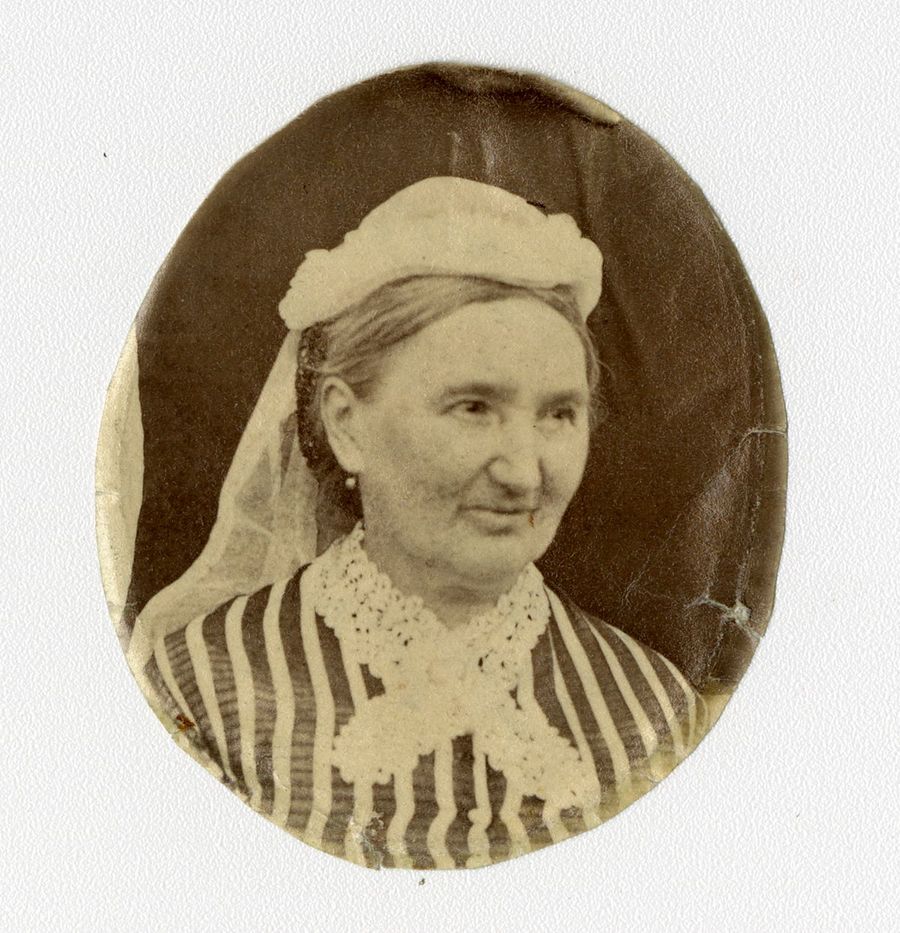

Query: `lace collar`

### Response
(307, 523, 597, 809)
(311, 521, 550, 690)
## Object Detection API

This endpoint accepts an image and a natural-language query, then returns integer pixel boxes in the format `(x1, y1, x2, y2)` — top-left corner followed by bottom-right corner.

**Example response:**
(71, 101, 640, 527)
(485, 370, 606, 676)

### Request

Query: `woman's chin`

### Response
(456, 515, 555, 580)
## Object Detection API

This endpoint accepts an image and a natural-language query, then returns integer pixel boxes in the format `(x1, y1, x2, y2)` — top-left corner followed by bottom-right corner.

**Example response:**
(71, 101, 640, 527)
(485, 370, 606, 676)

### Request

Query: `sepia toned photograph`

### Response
(97, 63, 787, 870)
(11, 0, 900, 926)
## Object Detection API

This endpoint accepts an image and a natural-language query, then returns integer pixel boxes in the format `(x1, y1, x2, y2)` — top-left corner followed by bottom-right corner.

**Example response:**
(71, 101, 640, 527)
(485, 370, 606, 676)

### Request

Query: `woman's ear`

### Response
(319, 376, 366, 475)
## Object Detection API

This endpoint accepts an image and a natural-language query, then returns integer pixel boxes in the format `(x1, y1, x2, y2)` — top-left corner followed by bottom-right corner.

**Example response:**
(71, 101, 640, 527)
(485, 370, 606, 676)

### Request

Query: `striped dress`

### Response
(146, 558, 708, 869)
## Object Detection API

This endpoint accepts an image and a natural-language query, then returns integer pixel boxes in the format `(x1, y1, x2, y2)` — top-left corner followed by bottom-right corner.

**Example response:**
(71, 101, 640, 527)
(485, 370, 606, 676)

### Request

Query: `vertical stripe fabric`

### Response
(146, 567, 708, 869)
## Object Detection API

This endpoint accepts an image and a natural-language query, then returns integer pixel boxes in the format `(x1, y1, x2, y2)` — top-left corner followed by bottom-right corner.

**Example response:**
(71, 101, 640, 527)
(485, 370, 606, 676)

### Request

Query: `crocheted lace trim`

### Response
(309, 522, 597, 810)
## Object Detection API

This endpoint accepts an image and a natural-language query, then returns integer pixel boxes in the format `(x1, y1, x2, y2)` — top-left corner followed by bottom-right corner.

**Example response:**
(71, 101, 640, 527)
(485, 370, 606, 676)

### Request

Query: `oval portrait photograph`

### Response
(96, 62, 787, 870)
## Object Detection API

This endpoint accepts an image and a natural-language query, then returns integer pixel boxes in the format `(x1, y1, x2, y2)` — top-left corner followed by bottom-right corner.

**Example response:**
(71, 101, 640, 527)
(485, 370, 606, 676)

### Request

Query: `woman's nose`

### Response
(486, 420, 543, 495)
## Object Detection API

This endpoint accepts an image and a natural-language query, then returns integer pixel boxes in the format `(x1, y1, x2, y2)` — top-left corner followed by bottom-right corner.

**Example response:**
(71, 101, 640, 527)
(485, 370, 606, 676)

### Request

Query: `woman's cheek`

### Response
(380, 407, 434, 462)
(551, 433, 590, 498)
(397, 415, 462, 485)
(420, 412, 473, 452)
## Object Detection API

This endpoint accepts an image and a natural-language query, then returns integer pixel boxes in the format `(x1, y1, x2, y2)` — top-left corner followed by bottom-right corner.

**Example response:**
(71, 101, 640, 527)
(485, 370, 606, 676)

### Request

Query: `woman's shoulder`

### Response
(544, 583, 707, 742)
(152, 563, 312, 689)
(547, 584, 683, 673)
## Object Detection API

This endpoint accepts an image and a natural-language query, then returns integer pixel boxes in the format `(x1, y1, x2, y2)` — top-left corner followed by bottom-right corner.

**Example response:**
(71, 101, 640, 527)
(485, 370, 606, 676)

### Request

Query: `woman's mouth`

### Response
(465, 505, 539, 532)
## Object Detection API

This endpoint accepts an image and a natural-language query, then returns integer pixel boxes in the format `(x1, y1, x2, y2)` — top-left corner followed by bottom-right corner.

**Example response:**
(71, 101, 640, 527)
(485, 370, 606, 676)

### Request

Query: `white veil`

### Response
(126, 331, 319, 675)
(126, 176, 604, 680)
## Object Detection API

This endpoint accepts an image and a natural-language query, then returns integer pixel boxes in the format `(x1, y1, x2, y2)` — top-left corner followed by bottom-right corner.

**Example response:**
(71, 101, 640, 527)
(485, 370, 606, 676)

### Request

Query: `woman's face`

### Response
(332, 296, 592, 592)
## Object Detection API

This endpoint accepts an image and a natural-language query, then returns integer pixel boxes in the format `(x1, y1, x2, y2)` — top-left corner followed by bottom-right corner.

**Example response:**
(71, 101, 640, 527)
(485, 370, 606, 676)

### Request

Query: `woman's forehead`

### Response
(383, 296, 589, 391)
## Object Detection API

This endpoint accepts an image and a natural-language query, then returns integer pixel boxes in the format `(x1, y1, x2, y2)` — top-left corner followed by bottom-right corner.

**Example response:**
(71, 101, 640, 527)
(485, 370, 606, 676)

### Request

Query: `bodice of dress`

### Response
(150, 525, 706, 868)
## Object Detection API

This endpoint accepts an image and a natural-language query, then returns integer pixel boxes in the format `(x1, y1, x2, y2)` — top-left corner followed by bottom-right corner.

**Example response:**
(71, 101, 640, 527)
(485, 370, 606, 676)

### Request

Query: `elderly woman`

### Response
(132, 177, 708, 869)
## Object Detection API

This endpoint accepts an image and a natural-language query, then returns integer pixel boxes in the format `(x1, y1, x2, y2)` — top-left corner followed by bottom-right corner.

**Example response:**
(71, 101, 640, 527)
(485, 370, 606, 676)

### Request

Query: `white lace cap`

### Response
(278, 176, 603, 332)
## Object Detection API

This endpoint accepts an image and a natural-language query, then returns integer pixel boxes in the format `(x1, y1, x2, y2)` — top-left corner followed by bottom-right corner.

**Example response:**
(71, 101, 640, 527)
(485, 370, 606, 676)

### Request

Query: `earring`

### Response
(344, 474, 357, 490)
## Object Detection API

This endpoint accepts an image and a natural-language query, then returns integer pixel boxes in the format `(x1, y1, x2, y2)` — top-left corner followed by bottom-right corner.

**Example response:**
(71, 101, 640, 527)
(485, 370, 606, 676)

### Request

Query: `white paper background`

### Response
(3, 1, 899, 930)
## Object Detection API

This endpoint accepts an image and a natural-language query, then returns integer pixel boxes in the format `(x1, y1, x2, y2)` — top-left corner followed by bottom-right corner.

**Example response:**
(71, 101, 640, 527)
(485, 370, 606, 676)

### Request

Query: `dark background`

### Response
(125, 64, 786, 691)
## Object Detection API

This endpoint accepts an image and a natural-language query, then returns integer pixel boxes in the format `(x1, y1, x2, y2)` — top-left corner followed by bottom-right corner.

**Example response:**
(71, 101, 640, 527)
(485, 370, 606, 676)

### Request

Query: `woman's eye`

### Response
(548, 406, 577, 424)
(453, 400, 491, 416)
